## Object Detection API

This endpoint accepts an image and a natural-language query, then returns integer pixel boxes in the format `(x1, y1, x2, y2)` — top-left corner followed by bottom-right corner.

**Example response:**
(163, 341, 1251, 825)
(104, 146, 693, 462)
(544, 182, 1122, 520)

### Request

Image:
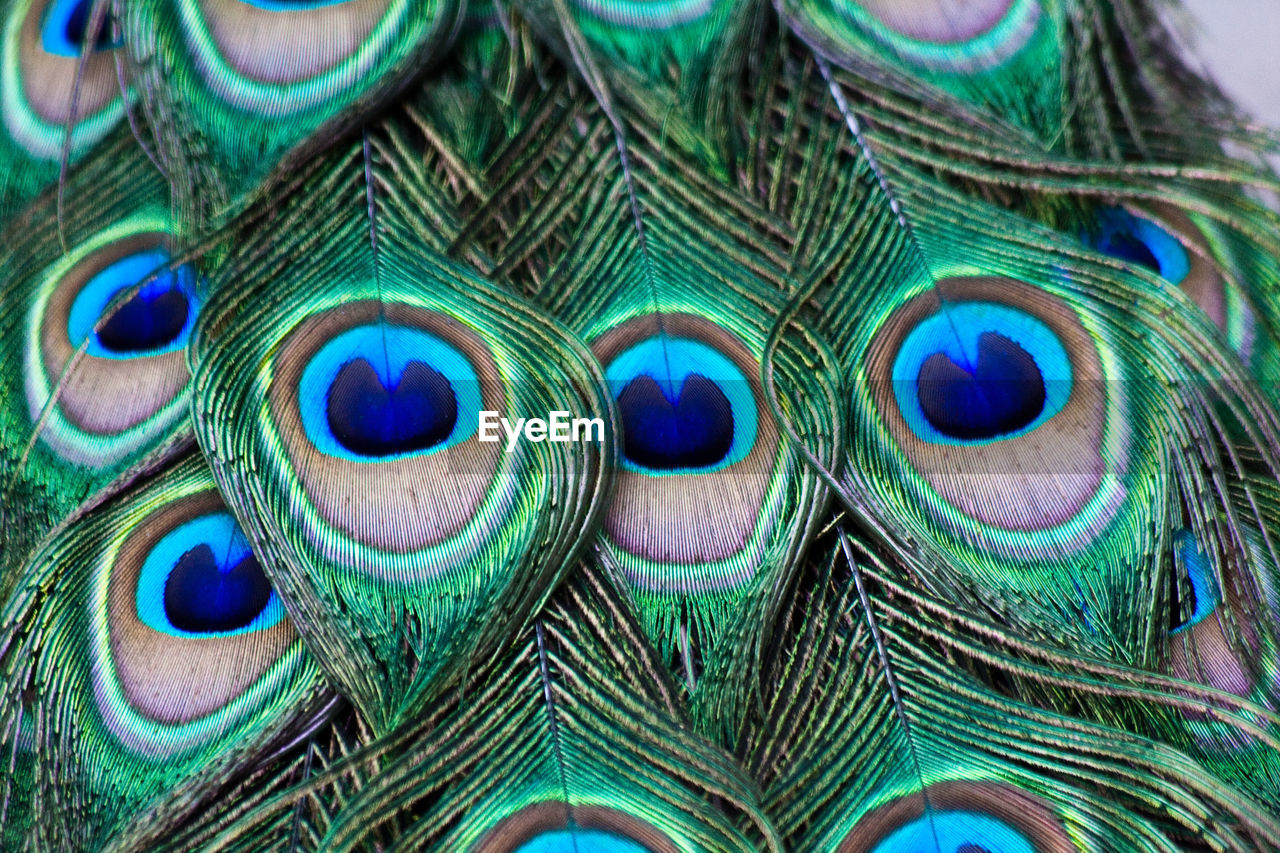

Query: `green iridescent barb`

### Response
(3, 0, 1280, 850)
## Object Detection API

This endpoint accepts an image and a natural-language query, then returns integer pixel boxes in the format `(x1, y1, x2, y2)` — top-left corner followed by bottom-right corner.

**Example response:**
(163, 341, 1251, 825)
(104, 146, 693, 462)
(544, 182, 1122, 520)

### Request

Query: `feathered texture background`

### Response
(2, 0, 1280, 850)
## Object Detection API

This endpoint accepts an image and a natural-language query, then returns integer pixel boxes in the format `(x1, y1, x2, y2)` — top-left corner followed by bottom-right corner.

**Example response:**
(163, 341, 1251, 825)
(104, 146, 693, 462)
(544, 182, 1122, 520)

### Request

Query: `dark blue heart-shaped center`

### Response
(1095, 224, 1161, 274)
(957, 845, 994, 853)
(618, 373, 733, 469)
(96, 277, 189, 353)
(163, 544, 272, 633)
(916, 332, 1046, 440)
(56, 0, 120, 53)
(326, 357, 458, 457)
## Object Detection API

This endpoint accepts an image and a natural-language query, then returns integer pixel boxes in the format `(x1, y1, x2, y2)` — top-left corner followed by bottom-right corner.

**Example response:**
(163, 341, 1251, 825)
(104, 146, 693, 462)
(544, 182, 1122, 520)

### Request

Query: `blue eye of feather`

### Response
(605, 337, 757, 474)
(95, 283, 190, 354)
(41, 0, 121, 56)
(1171, 529, 1222, 634)
(916, 331, 1046, 440)
(299, 323, 482, 462)
(1090, 208, 1191, 284)
(136, 513, 285, 638)
(325, 357, 458, 457)
(66, 249, 200, 358)
(164, 546, 272, 633)
(617, 373, 734, 469)
(893, 303, 1072, 445)
(869, 811, 1035, 853)
(514, 829, 649, 853)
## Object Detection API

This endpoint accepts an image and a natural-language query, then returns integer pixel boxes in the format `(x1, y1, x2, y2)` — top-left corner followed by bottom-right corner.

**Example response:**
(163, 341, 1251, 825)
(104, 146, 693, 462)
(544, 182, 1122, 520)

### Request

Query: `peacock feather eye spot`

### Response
(617, 372, 734, 469)
(162, 545, 272, 634)
(869, 278, 1125, 544)
(297, 321, 482, 464)
(67, 248, 200, 359)
(916, 331, 1046, 440)
(10, 0, 131, 160)
(1090, 208, 1190, 285)
(135, 510, 286, 639)
(41, 0, 121, 56)
(892, 301, 1072, 446)
(272, 304, 507, 557)
(82, 481, 309, 749)
(94, 278, 191, 354)
(604, 335, 757, 475)
(1165, 528, 1275, 708)
(26, 229, 199, 467)
(325, 357, 458, 458)
(591, 316, 781, 578)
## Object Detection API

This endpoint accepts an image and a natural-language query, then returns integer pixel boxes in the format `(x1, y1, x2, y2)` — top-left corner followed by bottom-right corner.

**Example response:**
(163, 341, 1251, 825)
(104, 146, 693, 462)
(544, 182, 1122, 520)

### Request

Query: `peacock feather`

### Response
(0, 454, 331, 849)
(3, 0, 1280, 850)
(0, 0, 132, 215)
(0, 140, 200, 591)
